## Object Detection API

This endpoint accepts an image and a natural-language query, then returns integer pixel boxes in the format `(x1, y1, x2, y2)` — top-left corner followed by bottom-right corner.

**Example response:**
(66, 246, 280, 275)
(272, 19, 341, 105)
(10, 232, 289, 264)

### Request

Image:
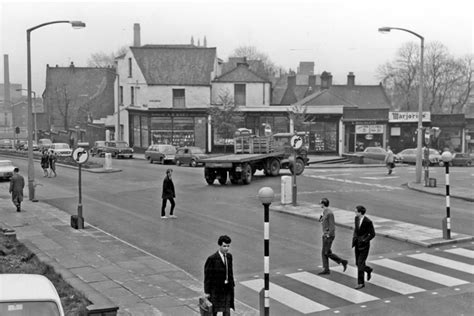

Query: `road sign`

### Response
(290, 135, 303, 150)
(72, 147, 89, 164)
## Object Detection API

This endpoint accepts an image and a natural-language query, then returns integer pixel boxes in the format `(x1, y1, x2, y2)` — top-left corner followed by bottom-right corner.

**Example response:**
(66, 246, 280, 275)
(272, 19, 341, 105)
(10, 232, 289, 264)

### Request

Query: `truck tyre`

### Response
(242, 163, 252, 184)
(290, 158, 305, 175)
(204, 168, 216, 185)
(190, 159, 197, 167)
(176, 159, 181, 166)
(269, 159, 280, 176)
(218, 170, 227, 185)
(229, 171, 239, 184)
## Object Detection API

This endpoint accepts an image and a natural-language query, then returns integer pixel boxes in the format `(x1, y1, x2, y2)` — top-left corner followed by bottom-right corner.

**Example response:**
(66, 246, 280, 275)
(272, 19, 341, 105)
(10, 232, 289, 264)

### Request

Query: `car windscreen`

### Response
(0, 161, 13, 167)
(158, 146, 176, 154)
(54, 144, 69, 149)
(191, 148, 205, 154)
(115, 142, 130, 148)
(0, 301, 61, 316)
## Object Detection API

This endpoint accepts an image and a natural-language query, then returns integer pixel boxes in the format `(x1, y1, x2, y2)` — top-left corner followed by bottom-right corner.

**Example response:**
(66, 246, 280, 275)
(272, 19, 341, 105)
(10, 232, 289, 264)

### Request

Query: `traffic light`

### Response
(15, 126, 20, 134)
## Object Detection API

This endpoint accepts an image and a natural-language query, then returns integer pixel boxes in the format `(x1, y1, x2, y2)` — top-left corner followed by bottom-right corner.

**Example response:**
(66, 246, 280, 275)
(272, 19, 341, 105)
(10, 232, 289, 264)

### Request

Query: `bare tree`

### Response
(231, 45, 284, 78)
(87, 46, 128, 67)
(287, 104, 308, 133)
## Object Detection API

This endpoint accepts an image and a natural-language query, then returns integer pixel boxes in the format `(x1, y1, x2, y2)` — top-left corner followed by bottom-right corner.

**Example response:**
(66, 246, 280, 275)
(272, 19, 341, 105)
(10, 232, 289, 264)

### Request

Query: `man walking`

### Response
(9, 167, 25, 212)
(204, 235, 235, 316)
(161, 168, 176, 219)
(384, 146, 395, 175)
(352, 205, 376, 289)
(317, 198, 348, 275)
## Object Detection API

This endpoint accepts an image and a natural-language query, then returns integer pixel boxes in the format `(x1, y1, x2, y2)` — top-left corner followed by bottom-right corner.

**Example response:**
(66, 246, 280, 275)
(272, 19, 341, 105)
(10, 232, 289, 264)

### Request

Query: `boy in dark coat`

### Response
(352, 205, 376, 289)
(9, 167, 25, 212)
(161, 168, 176, 219)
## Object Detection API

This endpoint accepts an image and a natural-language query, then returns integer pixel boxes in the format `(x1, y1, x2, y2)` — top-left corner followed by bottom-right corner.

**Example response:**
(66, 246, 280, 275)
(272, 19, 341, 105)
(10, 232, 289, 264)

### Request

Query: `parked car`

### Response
(175, 146, 209, 167)
(0, 274, 65, 316)
(90, 140, 107, 157)
(50, 143, 72, 157)
(360, 147, 389, 161)
(103, 141, 134, 158)
(397, 148, 442, 165)
(21, 140, 39, 151)
(145, 144, 176, 164)
(0, 160, 16, 180)
(38, 138, 53, 152)
(0, 139, 14, 149)
(440, 152, 472, 167)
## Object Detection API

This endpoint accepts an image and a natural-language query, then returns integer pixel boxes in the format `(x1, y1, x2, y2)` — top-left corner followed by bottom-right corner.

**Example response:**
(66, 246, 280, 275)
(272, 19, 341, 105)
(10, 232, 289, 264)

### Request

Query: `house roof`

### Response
(213, 64, 269, 83)
(130, 46, 216, 86)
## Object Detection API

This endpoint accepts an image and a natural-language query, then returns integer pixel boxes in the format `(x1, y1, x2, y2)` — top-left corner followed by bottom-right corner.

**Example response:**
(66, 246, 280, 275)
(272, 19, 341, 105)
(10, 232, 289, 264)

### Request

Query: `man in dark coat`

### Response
(352, 205, 376, 289)
(161, 168, 176, 219)
(204, 235, 235, 316)
(9, 167, 25, 212)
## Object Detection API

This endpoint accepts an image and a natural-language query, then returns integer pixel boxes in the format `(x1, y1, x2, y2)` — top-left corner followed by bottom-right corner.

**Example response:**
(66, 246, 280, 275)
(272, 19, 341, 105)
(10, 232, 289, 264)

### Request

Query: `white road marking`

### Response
(287, 271, 378, 304)
(371, 259, 469, 286)
(360, 176, 400, 180)
(240, 279, 329, 314)
(308, 175, 402, 190)
(408, 253, 474, 274)
(444, 248, 474, 259)
(332, 265, 424, 295)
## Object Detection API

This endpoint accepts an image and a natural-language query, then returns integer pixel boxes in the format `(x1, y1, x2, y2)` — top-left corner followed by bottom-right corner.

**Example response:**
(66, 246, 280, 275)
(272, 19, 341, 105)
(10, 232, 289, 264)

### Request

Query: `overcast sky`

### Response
(1, 0, 473, 96)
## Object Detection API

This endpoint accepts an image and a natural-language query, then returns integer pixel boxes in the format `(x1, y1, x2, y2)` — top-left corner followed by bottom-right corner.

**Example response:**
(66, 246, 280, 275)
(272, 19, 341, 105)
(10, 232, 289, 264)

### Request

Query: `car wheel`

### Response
(466, 161, 472, 167)
(190, 159, 197, 167)
(176, 159, 181, 166)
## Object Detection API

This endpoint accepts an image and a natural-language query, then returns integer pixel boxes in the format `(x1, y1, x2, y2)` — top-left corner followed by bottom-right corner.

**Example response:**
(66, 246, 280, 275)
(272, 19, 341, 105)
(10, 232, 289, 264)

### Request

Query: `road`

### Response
(2, 155, 472, 315)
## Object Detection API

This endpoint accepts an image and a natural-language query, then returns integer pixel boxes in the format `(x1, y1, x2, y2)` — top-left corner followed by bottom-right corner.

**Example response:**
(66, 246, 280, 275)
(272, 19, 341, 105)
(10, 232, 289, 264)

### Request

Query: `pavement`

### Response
(0, 155, 472, 315)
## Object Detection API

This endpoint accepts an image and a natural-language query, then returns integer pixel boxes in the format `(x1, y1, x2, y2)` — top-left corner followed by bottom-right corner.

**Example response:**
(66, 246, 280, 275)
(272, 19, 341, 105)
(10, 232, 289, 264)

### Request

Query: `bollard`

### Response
(104, 153, 112, 170)
(281, 176, 292, 205)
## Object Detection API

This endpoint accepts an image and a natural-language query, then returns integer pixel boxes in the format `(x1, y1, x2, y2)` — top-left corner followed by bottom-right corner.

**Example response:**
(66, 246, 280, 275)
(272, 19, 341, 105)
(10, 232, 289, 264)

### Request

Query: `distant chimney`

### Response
(287, 75, 296, 88)
(133, 23, 141, 47)
(347, 72, 355, 86)
(191, 36, 195, 45)
(3, 55, 10, 106)
(197, 38, 201, 47)
(203, 36, 207, 47)
(70, 61, 75, 68)
(321, 71, 332, 89)
(308, 75, 316, 87)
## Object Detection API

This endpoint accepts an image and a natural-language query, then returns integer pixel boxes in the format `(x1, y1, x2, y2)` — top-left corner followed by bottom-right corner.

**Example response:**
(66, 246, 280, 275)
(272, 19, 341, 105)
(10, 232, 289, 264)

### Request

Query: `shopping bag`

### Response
(199, 296, 213, 316)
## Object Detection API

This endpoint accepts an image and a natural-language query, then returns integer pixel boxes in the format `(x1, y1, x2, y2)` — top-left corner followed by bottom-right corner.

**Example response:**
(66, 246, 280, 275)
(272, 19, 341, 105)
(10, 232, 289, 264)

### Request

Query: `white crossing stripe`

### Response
(332, 265, 424, 295)
(444, 248, 474, 259)
(371, 259, 469, 286)
(409, 253, 474, 274)
(240, 279, 329, 314)
(287, 271, 378, 304)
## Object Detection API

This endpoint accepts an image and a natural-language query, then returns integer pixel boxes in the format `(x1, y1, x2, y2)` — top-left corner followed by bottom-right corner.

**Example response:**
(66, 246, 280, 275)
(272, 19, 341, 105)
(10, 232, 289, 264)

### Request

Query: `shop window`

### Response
(173, 89, 185, 108)
(235, 84, 246, 105)
(151, 117, 173, 145)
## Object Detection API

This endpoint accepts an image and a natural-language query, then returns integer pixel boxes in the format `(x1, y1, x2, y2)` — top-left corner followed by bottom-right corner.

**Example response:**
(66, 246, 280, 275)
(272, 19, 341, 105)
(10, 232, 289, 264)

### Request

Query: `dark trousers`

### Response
(355, 245, 371, 284)
(321, 235, 343, 270)
(161, 197, 175, 216)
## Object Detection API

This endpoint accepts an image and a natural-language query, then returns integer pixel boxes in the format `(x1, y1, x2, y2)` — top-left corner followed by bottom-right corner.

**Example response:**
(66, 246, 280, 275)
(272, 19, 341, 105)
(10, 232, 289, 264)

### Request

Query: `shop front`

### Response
(431, 114, 466, 152)
(343, 108, 389, 153)
(387, 111, 431, 154)
(304, 114, 341, 154)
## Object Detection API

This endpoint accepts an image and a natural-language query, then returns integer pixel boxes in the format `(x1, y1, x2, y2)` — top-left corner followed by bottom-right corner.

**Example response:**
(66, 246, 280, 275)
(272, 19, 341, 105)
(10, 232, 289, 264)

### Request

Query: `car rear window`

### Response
(0, 301, 61, 316)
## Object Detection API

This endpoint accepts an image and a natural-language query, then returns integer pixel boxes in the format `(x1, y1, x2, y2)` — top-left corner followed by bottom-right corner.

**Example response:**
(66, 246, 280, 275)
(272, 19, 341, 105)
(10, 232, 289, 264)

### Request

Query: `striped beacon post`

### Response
(258, 187, 274, 316)
(441, 151, 453, 239)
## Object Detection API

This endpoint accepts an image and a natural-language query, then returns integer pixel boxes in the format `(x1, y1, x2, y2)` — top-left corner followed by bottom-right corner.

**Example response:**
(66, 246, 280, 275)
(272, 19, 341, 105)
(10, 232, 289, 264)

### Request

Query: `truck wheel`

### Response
(229, 171, 239, 184)
(190, 159, 197, 167)
(204, 168, 216, 185)
(241, 164, 252, 184)
(218, 171, 227, 185)
(176, 159, 181, 166)
(269, 159, 280, 176)
(290, 158, 305, 175)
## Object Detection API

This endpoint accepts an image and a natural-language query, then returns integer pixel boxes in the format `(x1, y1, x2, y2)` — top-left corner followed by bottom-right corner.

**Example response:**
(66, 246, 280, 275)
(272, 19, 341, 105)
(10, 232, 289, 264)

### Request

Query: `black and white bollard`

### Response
(258, 187, 274, 316)
(441, 151, 453, 239)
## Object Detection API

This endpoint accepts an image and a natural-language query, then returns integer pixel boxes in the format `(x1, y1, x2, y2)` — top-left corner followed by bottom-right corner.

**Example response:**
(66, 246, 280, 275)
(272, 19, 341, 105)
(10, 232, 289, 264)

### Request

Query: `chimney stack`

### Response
(321, 71, 332, 89)
(133, 23, 141, 47)
(347, 72, 355, 86)
(287, 75, 296, 88)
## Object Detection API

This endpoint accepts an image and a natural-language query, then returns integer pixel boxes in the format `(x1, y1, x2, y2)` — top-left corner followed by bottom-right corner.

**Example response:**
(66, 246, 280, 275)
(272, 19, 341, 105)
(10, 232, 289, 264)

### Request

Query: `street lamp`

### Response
(441, 151, 453, 239)
(27, 20, 86, 201)
(378, 26, 424, 183)
(16, 89, 38, 143)
(257, 187, 274, 316)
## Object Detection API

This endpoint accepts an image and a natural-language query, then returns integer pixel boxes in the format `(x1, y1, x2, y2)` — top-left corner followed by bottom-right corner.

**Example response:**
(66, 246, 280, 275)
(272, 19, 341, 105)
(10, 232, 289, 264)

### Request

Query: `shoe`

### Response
(367, 267, 373, 281)
(341, 260, 348, 272)
(355, 284, 365, 290)
(169, 215, 177, 218)
(317, 270, 330, 275)
(161, 216, 168, 219)
(16, 207, 21, 212)
(388, 170, 392, 175)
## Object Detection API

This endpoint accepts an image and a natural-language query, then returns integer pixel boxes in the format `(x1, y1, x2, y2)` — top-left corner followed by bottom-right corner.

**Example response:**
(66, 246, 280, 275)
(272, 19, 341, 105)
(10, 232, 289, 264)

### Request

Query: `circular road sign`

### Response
(290, 135, 303, 150)
(72, 147, 89, 164)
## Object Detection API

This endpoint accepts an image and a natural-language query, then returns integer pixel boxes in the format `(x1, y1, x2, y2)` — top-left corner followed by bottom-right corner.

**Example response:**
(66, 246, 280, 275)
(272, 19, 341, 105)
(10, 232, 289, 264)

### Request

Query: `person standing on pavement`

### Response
(384, 146, 395, 175)
(40, 150, 49, 177)
(204, 235, 235, 316)
(9, 167, 25, 212)
(48, 150, 57, 177)
(161, 168, 176, 219)
(317, 198, 348, 275)
(352, 205, 376, 289)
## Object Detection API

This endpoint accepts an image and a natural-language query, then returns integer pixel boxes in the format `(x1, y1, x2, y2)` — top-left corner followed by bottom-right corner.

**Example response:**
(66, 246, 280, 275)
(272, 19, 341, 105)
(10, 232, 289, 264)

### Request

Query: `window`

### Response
(128, 58, 132, 77)
(234, 84, 246, 105)
(173, 89, 185, 108)
(131, 87, 135, 105)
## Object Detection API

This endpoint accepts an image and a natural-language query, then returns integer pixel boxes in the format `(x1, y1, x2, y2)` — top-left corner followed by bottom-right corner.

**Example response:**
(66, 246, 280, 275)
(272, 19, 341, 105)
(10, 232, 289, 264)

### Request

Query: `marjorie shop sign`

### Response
(389, 111, 431, 122)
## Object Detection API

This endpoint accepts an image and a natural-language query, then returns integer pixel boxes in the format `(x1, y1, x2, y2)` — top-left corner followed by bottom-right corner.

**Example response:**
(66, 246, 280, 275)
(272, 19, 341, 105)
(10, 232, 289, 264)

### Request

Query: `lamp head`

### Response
(70, 21, 86, 29)
(378, 27, 391, 34)
(258, 187, 274, 205)
(441, 151, 453, 162)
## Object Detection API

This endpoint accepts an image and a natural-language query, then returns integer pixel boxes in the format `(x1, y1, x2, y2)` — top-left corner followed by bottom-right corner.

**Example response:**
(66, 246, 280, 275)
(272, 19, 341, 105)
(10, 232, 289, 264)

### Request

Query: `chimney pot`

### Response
(347, 72, 355, 86)
(133, 23, 141, 47)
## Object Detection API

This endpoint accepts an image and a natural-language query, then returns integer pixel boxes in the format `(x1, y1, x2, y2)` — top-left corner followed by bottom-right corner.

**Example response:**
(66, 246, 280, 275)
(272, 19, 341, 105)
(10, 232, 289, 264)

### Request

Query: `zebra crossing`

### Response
(240, 246, 474, 315)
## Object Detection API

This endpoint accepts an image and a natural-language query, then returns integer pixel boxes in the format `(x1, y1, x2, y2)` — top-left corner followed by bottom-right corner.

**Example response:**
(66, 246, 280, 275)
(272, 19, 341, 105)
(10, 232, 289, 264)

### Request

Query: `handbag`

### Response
(199, 296, 213, 316)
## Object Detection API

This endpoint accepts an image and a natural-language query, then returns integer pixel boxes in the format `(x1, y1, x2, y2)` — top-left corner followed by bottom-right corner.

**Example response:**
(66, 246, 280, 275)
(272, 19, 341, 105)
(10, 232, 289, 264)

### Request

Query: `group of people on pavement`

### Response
(40, 150, 58, 177)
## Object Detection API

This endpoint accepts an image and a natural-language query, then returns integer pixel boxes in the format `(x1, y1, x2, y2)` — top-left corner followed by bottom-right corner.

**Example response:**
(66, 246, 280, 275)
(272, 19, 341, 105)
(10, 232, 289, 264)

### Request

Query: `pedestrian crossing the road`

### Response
(239, 246, 474, 315)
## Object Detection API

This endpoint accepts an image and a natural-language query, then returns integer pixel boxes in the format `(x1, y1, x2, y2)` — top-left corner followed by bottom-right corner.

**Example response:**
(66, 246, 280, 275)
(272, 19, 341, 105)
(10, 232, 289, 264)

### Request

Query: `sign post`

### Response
(290, 134, 303, 206)
(71, 147, 89, 229)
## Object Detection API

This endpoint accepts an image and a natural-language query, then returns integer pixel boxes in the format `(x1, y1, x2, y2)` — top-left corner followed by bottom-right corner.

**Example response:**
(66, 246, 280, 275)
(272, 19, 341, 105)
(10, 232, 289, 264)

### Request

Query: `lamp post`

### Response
(26, 20, 86, 201)
(441, 151, 453, 239)
(378, 26, 424, 183)
(16, 89, 37, 143)
(257, 187, 274, 316)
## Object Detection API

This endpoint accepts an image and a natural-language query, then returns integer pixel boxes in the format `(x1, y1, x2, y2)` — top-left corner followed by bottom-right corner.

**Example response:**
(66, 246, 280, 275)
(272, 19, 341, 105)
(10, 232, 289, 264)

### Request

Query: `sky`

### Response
(1, 0, 473, 96)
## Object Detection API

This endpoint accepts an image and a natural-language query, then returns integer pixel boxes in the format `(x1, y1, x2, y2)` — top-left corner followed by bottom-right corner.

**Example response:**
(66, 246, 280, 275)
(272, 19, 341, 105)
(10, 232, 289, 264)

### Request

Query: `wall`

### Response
(211, 82, 271, 106)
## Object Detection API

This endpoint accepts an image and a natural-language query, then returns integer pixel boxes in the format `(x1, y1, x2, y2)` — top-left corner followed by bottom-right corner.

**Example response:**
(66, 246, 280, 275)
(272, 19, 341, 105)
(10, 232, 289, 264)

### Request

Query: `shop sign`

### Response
(365, 134, 374, 140)
(356, 124, 384, 134)
(389, 111, 431, 122)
